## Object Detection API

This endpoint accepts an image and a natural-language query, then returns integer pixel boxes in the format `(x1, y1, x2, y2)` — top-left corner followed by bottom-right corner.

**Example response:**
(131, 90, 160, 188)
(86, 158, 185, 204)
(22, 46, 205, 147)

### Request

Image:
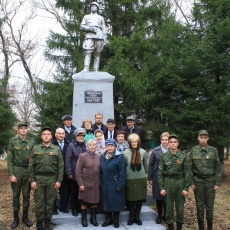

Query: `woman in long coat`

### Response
(65, 128, 86, 217)
(100, 138, 126, 228)
(76, 139, 100, 227)
(148, 132, 170, 224)
(123, 133, 148, 226)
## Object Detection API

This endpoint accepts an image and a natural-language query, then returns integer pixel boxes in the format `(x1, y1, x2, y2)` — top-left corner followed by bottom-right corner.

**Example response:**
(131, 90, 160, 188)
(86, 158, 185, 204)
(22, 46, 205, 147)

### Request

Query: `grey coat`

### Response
(148, 145, 165, 200)
(76, 152, 100, 204)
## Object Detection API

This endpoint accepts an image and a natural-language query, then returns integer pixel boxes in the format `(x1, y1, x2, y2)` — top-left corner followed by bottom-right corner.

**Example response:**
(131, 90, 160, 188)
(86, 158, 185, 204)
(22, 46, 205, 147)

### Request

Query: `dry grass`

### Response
(1, 160, 230, 229)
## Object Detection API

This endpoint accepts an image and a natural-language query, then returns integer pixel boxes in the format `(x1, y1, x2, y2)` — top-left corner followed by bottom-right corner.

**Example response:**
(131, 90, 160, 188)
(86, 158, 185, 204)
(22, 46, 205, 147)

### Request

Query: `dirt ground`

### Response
(0, 160, 230, 230)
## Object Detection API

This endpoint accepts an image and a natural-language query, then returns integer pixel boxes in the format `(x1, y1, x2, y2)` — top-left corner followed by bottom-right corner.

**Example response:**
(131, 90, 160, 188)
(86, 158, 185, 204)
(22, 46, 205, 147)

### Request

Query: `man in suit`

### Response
(104, 118, 117, 140)
(52, 128, 70, 214)
(121, 115, 147, 149)
(59, 115, 76, 142)
(92, 112, 107, 133)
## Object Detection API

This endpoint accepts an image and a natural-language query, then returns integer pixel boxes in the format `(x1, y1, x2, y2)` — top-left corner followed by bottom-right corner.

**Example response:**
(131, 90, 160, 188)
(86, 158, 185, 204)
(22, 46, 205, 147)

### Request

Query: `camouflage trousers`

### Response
(164, 178, 185, 224)
(11, 177, 31, 211)
(194, 180, 216, 221)
(34, 175, 57, 220)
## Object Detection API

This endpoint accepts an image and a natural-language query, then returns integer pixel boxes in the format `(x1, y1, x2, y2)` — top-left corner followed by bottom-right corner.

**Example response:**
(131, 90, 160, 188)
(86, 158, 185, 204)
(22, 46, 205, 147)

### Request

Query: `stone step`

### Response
(52, 205, 166, 230)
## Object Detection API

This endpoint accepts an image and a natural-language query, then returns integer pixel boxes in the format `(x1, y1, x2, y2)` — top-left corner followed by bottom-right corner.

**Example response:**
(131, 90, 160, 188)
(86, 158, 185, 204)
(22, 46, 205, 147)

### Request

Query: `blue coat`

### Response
(100, 150, 126, 212)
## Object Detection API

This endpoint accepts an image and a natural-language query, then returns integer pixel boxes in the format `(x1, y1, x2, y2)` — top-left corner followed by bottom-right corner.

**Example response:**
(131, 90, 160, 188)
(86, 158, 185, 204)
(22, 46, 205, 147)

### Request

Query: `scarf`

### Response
(86, 143, 95, 156)
(161, 144, 169, 153)
(130, 148, 141, 171)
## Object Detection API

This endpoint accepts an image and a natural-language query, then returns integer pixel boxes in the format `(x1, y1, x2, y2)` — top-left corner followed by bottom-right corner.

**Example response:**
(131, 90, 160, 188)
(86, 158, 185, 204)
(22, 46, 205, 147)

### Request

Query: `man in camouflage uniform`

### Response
(189, 130, 221, 230)
(158, 134, 190, 230)
(29, 127, 64, 230)
(7, 121, 34, 229)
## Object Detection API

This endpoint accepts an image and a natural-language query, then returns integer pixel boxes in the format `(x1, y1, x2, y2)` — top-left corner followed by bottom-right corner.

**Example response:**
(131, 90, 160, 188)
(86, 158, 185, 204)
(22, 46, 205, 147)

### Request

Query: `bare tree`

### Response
(0, 0, 42, 96)
(8, 82, 38, 129)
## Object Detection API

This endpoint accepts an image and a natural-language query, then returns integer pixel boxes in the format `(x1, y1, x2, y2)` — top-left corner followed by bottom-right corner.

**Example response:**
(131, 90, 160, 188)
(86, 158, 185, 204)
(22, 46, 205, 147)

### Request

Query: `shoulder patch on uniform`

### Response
(14, 146, 21, 150)
(193, 156, 201, 159)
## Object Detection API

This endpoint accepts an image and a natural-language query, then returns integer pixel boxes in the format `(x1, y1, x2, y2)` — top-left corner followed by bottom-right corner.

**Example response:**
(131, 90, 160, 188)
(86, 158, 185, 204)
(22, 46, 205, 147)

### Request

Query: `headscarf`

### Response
(94, 129, 106, 156)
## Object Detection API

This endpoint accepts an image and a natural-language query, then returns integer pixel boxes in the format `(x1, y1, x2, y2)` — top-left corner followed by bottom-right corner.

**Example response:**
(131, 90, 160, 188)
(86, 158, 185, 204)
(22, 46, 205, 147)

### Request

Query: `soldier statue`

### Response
(80, 2, 107, 72)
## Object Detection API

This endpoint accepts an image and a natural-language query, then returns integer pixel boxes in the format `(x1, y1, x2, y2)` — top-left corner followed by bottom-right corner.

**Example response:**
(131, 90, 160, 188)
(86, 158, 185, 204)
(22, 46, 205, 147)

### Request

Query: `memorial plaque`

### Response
(85, 90, 102, 103)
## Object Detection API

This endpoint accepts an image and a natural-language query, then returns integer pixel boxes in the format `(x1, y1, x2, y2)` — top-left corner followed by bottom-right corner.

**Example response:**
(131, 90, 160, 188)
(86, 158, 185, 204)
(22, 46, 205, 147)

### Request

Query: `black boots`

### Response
(127, 201, 135, 225)
(81, 209, 88, 227)
(37, 220, 43, 230)
(198, 219, 204, 230)
(168, 223, 174, 230)
(135, 201, 142, 225)
(44, 218, 51, 230)
(127, 201, 142, 225)
(156, 200, 163, 224)
(102, 212, 113, 227)
(11, 211, 19, 229)
(177, 223, 183, 230)
(22, 210, 33, 227)
(207, 219, 213, 230)
(90, 208, 98, 226)
(113, 212, 120, 228)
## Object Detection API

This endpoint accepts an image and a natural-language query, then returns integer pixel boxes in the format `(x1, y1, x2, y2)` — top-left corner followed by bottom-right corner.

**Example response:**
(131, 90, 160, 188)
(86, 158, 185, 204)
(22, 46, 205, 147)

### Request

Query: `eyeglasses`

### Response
(77, 134, 85, 137)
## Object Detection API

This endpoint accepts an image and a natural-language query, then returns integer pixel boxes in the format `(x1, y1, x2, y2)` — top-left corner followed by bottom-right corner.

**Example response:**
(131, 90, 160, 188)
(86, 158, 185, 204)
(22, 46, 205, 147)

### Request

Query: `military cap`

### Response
(41, 127, 52, 132)
(198, 130, 209, 136)
(74, 128, 86, 137)
(107, 118, 115, 124)
(126, 115, 135, 121)
(168, 134, 179, 140)
(17, 121, 28, 128)
(90, 2, 100, 9)
(62, 115, 72, 121)
(105, 138, 117, 146)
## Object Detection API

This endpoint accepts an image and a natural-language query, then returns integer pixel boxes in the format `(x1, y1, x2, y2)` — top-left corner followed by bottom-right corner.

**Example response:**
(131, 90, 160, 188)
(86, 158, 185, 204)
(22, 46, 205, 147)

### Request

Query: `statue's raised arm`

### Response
(80, 2, 107, 72)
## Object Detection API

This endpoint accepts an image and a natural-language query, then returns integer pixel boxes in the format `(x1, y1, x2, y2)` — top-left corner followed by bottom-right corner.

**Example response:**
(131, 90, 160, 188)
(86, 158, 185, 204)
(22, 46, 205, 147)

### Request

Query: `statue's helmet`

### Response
(90, 2, 100, 9)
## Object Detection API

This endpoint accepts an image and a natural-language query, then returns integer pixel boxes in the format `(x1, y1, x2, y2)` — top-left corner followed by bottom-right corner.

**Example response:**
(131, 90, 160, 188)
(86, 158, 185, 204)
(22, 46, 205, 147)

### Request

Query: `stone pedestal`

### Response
(72, 72, 115, 128)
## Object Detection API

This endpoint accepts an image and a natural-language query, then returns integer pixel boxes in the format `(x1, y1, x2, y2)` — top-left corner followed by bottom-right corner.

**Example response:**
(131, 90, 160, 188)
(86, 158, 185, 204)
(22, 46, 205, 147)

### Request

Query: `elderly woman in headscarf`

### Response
(94, 129, 106, 156)
(76, 139, 100, 227)
(123, 133, 148, 226)
(100, 138, 126, 228)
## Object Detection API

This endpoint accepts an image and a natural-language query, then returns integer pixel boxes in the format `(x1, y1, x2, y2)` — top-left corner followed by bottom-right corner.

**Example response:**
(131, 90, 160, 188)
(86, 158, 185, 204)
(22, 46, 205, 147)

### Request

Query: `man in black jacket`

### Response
(92, 112, 107, 133)
(59, 115, 76, 142)
(121, 115, 147, 149)
(52, 128, 70, 214)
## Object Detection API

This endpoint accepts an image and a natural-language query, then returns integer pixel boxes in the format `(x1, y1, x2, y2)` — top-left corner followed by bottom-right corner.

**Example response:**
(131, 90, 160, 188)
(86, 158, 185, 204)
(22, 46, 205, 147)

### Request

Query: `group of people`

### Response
(7, 113, 148, 230)
(7, 112, 221, 230)
(148, 130, 221, 230)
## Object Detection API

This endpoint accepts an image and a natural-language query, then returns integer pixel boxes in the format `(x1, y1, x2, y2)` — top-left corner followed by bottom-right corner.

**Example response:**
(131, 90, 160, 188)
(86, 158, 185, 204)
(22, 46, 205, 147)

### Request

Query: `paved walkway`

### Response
(52, 205, 166, 230)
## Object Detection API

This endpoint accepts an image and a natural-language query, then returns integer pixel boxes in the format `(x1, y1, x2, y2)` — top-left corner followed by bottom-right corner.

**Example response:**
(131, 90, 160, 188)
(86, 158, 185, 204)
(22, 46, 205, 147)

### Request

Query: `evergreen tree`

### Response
(0, 80, 17, 153)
